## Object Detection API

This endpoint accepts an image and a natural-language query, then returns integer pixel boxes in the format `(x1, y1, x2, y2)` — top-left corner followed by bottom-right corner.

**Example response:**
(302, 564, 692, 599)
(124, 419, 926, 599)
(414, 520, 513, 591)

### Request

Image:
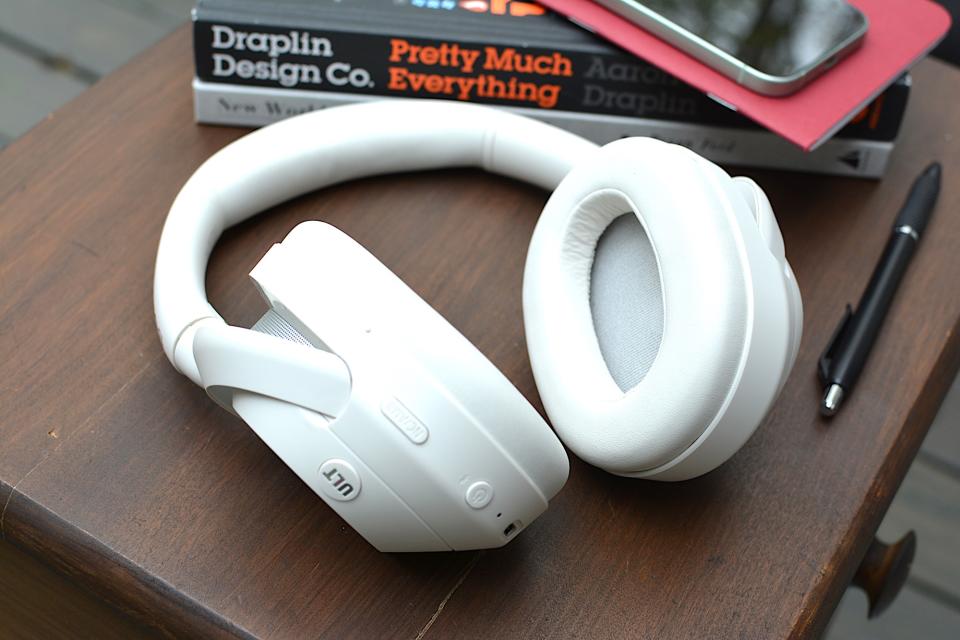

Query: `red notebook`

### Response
(536, 0, 951, 150)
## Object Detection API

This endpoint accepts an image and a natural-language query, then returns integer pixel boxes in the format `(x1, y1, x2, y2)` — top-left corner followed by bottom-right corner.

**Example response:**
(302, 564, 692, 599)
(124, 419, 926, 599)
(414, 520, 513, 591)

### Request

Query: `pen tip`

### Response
(821, 384, 844, 418)
(924, 162, 942, 183)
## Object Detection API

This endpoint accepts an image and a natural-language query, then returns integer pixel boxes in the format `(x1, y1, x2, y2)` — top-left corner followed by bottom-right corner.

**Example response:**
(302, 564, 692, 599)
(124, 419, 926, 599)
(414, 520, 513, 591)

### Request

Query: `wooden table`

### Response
(2, 27, 959, 639)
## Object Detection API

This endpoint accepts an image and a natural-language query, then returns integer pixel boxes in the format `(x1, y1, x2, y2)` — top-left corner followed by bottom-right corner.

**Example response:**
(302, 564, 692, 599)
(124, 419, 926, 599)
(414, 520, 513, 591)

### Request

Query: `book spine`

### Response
(191, 18, 907, 143)
(194, 79, 894, 178)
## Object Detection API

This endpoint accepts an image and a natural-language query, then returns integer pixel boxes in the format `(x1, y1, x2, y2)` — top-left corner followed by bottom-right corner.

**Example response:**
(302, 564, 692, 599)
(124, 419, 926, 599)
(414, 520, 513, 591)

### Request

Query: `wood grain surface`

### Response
(0, 539, 161, 639)
(1, 26, 959, 639)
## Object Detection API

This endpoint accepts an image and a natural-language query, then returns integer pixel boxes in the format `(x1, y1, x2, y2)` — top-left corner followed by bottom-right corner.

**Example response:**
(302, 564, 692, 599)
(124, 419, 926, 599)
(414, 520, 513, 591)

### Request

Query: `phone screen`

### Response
(634, 0, 867, 78)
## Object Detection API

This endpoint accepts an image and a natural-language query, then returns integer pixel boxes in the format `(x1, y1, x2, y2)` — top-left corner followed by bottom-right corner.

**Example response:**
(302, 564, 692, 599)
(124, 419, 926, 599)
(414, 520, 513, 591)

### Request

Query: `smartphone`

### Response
(592, 0, 869, 96)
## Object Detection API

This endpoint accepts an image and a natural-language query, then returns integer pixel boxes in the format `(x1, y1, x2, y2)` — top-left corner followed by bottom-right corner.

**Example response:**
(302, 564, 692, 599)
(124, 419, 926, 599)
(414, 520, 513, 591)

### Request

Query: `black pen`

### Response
(818, 162, 942, 417)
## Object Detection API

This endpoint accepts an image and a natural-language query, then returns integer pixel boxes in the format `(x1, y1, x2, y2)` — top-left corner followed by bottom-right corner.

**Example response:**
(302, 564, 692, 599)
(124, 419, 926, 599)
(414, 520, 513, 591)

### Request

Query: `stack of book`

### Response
(191, 0, 910, 178)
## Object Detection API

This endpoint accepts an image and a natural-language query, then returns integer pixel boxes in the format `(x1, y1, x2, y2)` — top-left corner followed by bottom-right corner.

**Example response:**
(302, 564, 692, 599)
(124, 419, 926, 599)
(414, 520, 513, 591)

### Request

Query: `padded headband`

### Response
(154, 100, 597, 384)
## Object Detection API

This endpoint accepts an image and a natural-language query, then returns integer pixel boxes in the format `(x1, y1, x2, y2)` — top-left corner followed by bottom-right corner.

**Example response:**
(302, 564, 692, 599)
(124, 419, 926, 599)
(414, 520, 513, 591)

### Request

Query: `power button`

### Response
(464, 481, 494, 509)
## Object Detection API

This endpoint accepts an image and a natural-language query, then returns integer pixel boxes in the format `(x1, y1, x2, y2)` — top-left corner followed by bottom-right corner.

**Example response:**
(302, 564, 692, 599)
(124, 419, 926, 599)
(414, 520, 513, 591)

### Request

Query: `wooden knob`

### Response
(851, 531, 917, 618)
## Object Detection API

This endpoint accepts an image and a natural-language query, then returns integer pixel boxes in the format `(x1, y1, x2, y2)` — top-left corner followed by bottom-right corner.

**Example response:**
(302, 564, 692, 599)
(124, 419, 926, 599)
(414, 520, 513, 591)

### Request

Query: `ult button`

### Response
(318, 459, 361, 502)
(465, 481, 494, 509)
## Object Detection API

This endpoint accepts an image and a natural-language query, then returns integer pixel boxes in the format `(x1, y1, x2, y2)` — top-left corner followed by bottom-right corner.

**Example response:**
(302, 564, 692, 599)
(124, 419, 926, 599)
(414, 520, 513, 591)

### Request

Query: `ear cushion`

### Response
(523, 137, 794, 477)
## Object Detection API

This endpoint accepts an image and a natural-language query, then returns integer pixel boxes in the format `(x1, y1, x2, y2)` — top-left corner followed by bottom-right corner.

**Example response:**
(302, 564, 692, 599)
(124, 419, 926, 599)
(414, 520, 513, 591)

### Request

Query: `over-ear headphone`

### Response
(155, 100, 802, 552)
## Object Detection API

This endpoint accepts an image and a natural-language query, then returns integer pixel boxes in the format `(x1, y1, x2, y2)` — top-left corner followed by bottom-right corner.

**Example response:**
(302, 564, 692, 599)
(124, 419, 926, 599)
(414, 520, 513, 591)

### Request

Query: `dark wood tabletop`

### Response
(2, 26, 959, 639)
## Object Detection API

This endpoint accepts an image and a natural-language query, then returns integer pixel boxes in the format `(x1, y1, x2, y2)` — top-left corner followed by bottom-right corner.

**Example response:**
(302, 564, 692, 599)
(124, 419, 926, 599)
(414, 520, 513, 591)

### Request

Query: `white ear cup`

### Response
(523, 138, 801, 480)
(250, 222, 570, 505)
(733, 176, 804, 379)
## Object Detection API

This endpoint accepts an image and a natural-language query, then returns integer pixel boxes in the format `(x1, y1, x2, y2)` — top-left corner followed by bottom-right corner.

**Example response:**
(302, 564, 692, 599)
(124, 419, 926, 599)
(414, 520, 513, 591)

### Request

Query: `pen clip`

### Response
(818, 304, 854, 385)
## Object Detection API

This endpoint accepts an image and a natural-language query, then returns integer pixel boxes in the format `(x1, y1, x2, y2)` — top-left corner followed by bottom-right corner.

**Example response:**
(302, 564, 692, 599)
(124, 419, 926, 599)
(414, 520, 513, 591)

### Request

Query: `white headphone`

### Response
(155, 100, 802, 552)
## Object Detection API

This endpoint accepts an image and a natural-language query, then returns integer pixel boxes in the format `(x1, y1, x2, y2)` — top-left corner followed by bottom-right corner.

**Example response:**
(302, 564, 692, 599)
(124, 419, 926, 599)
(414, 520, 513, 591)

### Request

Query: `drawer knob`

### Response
(852, 532, 917, 617)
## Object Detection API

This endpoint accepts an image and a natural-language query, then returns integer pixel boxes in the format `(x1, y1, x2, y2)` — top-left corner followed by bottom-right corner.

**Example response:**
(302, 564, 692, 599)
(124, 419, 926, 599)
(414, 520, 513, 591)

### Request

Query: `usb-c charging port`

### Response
(503, 520, 522, 537)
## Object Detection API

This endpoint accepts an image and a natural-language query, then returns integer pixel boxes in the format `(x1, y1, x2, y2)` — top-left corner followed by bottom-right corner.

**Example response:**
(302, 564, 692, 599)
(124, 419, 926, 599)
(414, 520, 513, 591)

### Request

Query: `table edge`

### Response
(1, 479, 256, 640)
(792, 308, 960, 638)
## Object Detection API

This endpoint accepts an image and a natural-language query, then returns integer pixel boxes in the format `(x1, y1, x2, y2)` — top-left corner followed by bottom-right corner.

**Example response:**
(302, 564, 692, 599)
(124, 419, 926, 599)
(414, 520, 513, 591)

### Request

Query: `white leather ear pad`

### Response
(523, 138, 800, 480)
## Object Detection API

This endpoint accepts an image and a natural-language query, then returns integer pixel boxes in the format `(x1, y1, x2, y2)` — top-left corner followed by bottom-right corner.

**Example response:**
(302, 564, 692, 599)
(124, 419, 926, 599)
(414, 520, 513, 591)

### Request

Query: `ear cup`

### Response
(523, 138, 801, 480)
(732, 176, 803, 383)
(252, 222, 570, 503)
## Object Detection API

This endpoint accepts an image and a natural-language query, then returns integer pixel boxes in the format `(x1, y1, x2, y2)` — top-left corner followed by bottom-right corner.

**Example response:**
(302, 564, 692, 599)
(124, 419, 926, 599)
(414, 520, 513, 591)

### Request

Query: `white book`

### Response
(194, 79, 895, 178)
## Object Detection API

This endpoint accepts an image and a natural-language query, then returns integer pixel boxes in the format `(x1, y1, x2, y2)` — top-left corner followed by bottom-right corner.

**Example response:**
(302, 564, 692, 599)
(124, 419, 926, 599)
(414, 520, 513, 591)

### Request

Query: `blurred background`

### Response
(0, 1, 957, 638)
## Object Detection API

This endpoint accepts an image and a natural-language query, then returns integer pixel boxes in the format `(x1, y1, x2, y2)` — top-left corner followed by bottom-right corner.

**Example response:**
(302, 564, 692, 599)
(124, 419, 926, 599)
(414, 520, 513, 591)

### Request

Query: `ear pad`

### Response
(523, 138, 801, 480)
